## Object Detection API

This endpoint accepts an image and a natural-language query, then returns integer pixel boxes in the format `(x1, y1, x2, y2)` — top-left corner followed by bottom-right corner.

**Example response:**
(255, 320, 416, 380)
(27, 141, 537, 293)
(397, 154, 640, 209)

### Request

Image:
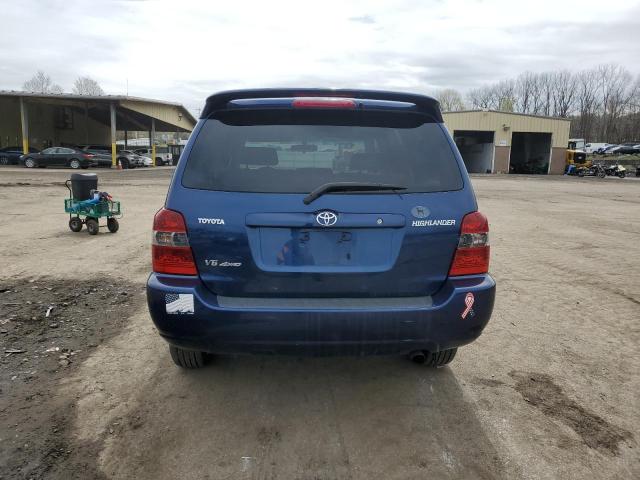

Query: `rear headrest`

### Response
(237, 147, 278, 166)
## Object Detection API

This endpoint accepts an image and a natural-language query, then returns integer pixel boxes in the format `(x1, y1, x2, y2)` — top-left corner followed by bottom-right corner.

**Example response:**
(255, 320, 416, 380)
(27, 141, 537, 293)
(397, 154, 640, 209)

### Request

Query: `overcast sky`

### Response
(1, 0, 639, 115)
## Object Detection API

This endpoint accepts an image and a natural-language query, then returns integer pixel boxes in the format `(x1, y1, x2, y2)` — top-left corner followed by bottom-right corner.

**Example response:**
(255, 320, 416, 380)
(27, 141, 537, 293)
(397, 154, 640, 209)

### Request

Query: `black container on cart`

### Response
(70, 173, 98, 200)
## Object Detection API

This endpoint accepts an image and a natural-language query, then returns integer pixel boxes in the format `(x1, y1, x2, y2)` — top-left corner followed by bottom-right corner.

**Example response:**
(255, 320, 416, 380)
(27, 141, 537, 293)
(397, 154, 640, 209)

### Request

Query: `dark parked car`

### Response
(0, 146, 39, 165)
(79, 147, 113, 168)
(77, 145, 145, 168)
(596, 144, 619, 154)
(147, 88, 495, 369)
(78, 144, 111, 153)
(613, 143, 640, 155)
(20, 147, 95, 169)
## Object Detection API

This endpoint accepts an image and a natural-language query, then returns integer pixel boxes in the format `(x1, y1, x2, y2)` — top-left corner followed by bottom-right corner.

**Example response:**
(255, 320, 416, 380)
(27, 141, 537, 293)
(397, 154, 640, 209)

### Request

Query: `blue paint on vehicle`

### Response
(147, 88, 495, 359)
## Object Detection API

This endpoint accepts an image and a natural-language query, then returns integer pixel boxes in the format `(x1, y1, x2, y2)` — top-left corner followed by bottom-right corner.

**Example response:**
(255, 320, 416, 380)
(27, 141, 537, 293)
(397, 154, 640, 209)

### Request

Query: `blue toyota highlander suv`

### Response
(147, 89, 495, 368)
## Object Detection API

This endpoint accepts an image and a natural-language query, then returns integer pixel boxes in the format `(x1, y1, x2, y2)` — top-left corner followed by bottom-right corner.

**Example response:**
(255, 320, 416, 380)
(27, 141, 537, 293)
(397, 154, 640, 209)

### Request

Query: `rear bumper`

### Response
(146, 273, 495, 356)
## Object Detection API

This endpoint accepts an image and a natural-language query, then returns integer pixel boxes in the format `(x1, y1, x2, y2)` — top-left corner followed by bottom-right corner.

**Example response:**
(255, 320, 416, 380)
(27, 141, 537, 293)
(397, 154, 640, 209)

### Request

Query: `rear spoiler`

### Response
(201, 88, 443, 122)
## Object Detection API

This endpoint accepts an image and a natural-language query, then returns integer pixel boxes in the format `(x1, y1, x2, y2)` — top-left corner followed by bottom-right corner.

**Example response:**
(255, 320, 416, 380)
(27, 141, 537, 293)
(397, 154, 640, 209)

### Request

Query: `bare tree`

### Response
(466, 85, 496, 109)
(494, 80, 516, 112)
(574, 69, 600, 140)
(629, 75, 640, 111)
(550, 71, 577, 117)
(470, 64, 637, 142)
(436, 88, 466, 111)
(537, 72, 554, 116)
(23, 70, 63, 94)
(514, 72, 537, 113)
(624, 75, 640, 141)
(72, 76, 105, 96)
(597, 64, 634, 141)
(528, 73, 546, 115)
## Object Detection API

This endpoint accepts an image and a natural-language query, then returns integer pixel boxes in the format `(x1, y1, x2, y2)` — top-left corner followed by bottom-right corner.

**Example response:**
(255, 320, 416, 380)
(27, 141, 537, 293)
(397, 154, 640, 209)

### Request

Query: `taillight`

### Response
(83, 153, 94, 159)
(292, 97, 356, 109)
(449, 212, 490, 276)
(152, 208, 197, 275)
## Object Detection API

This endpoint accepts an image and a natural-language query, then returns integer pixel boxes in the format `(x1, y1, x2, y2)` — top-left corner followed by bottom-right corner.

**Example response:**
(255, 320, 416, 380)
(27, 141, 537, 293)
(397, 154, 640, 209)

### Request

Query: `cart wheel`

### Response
(69, 217, 83, 232)
(107, 217, 119, 233)
(86, 218, 99, 235)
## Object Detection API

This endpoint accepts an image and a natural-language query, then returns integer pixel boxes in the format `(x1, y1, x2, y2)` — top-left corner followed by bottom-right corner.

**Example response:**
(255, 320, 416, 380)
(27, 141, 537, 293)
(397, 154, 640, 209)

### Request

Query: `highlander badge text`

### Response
(412, 219, 456, 227)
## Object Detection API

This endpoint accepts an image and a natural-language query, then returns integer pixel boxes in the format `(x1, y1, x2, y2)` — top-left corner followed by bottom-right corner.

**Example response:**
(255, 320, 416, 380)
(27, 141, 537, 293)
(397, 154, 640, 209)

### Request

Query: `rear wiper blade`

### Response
(303, 182, 407, 205)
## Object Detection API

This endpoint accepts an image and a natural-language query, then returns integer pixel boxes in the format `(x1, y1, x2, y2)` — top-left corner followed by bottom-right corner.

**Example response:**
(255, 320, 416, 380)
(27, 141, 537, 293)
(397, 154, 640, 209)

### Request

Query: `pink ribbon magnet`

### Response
(461, 292, 475, 319)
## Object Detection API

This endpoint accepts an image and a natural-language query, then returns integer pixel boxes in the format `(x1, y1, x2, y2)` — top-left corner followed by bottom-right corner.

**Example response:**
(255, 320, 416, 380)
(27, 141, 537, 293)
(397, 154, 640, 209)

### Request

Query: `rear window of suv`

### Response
(182, 109, 463, 193)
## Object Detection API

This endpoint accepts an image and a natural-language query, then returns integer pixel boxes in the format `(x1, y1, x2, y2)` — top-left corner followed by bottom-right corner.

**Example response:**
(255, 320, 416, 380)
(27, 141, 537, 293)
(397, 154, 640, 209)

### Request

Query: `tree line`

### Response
(435, 64, 640, 144)
(22, 70, 105, 96)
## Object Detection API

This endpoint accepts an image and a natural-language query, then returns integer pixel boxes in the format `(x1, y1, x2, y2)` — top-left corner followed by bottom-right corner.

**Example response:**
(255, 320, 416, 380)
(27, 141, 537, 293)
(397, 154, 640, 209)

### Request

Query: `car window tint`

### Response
(183, 111, 463, 194)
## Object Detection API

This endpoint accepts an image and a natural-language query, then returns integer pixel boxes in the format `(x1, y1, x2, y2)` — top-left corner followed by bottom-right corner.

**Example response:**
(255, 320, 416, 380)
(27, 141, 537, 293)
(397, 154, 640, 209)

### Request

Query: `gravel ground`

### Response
(0, 166, 638, 479)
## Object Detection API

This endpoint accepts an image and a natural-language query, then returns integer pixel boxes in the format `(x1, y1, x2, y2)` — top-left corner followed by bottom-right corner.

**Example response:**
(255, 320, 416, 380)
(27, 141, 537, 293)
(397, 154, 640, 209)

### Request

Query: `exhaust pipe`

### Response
(409, 350, 427, 364)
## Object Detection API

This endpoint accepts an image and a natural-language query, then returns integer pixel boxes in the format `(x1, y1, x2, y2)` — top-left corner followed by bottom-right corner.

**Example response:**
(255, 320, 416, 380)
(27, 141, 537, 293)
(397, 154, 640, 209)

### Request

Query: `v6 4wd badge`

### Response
(205, 259, 242, 267)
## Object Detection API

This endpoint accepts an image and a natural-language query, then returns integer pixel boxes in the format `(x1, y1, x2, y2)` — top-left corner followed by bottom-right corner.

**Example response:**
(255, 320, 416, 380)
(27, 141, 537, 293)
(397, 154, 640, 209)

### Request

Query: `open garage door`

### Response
(453, 130, 494, 174)
(509, 132, 551, 174)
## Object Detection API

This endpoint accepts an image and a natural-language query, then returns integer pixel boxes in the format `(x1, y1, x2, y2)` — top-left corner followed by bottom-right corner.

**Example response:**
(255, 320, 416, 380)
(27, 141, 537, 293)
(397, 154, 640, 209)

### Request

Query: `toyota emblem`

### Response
(316, 211, 338, 226)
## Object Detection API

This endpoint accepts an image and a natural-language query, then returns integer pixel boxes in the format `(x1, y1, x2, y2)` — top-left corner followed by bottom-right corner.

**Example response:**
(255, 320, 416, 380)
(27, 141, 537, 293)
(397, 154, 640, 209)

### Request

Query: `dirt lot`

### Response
(0, 167, 638, 479)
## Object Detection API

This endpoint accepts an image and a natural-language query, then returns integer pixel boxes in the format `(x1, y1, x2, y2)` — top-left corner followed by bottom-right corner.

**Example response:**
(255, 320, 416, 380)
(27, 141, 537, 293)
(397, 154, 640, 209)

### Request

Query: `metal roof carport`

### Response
(0, 91, 196, 166)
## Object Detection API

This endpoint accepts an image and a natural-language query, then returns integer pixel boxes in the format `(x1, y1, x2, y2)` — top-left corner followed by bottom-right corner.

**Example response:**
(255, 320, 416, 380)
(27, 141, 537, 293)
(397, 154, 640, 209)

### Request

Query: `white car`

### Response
(140, 156, 153, 167)
(584, 143, 610, 154)
(134, 147, 172, 166)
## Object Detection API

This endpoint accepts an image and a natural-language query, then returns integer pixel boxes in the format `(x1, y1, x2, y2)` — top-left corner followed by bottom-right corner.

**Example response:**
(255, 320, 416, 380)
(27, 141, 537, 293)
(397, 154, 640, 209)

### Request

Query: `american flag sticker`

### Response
(165, 293, 194, 314)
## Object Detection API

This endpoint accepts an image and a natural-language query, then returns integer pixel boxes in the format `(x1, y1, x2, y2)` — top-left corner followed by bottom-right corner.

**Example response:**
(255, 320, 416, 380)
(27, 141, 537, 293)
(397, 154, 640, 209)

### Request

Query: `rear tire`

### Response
(70, 159, 81, 169)
(86, 218, 99, 235)
(169, 346, 207, 369)
(425, 348, 457, 367)
(69, 217, 83, 232)
(107, 217, 119, 233)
